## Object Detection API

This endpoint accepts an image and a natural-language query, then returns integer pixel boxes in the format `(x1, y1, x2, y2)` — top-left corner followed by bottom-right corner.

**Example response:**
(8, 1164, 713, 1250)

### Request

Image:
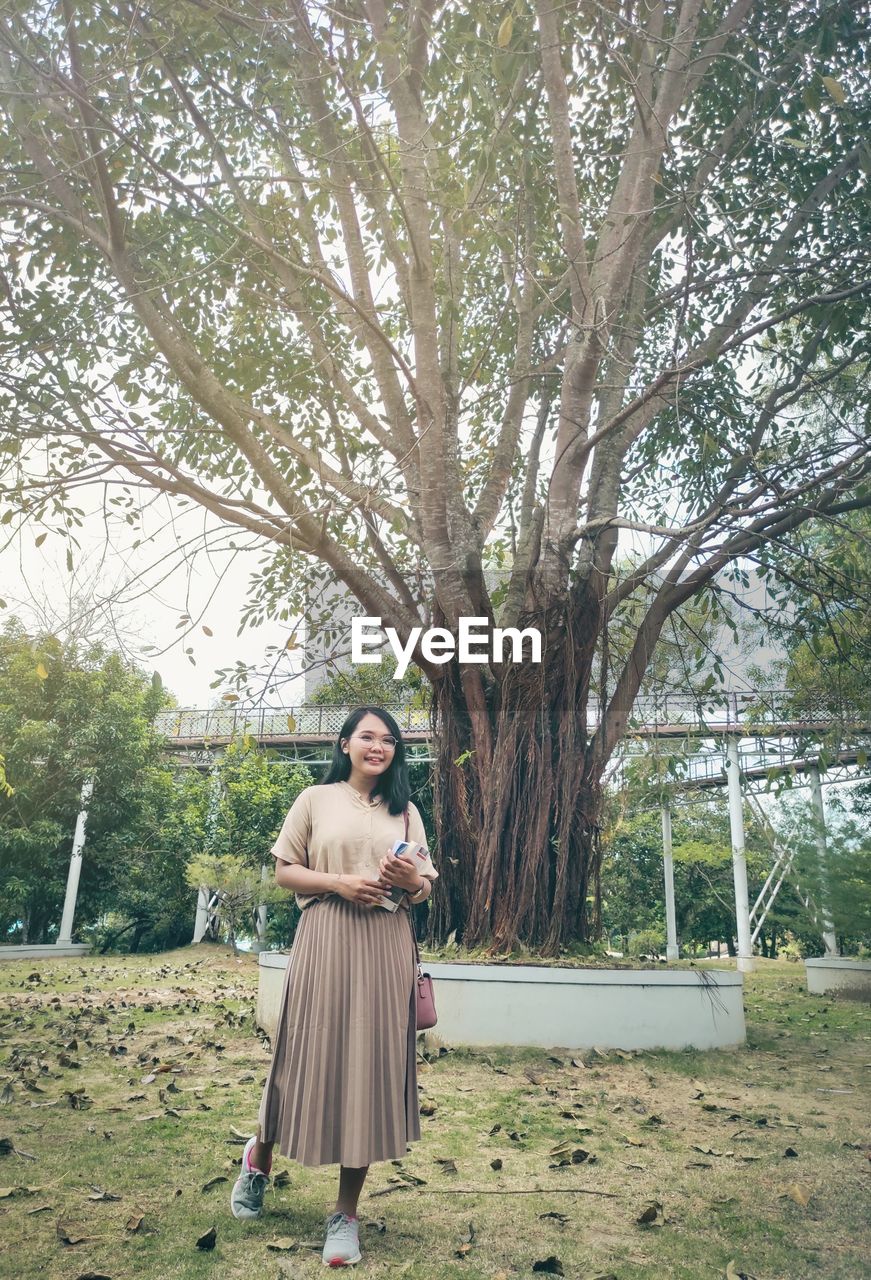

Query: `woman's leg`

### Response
(335, 1164, 369, 1216)
(250, 1129, 274, 1173)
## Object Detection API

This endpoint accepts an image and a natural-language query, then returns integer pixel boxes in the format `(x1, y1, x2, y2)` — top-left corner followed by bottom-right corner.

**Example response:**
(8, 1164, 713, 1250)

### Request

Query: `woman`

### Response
(230, 706, 438, 1267)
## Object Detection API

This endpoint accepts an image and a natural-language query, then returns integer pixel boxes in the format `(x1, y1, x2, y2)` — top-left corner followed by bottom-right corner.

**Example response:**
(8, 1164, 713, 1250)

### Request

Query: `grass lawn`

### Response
(0, 945, 868, 1280)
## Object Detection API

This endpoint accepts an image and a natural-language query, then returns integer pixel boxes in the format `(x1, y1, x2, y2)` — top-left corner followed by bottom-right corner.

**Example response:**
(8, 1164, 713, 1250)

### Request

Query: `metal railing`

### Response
(154, 691, 868, 743)
(154, 703, 431, 741)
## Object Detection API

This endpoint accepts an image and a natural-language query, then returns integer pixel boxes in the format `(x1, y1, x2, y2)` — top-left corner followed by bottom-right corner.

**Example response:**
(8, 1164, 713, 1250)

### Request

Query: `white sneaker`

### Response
(230, 1135, 270, 1220)
(322, 1211, 362, 1266)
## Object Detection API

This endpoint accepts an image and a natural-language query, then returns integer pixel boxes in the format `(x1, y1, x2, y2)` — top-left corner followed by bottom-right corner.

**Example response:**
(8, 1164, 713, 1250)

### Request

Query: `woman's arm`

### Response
(275, 860, 388, 907)
(378, 853, 433, 904)
(407, 877, 433, 906)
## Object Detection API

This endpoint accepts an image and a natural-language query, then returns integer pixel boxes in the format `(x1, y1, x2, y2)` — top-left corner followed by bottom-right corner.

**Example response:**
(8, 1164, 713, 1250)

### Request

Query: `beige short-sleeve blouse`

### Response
(271, 781, 438, 910)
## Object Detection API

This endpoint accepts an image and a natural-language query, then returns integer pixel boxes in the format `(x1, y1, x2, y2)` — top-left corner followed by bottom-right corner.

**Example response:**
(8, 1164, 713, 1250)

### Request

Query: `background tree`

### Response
(185, 851, 281, 953)
(310, 655, 429, 710)
(601, 801, 792, 957)
(0, 618, 170, 943)
(1, 1, 869, 951)
(770, 509, 871, 719)
(189, 741, 312, 948)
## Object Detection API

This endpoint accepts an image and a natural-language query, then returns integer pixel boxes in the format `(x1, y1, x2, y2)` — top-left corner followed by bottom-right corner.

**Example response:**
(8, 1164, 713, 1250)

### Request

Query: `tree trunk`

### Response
(429, 585, 604, 954)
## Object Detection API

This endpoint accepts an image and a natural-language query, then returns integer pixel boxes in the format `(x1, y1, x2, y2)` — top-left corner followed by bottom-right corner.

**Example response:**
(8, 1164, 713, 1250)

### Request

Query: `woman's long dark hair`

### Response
(322, 706, 409, 815)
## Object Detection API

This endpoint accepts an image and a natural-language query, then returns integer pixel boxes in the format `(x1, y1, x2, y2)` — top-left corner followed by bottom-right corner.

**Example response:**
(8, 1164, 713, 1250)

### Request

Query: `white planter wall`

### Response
(258, 953, 745, 1051)
(805, 956, 871, 1000)
(0, 943, 90, 960)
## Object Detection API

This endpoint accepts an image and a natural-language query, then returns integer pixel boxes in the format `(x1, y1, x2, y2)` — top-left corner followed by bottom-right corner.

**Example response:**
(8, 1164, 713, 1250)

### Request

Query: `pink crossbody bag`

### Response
(404, 808, 438, 1030)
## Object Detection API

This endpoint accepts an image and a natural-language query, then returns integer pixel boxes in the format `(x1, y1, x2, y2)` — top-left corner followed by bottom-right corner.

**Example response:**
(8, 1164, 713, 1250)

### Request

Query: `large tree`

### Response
(0, 2, 868, 950)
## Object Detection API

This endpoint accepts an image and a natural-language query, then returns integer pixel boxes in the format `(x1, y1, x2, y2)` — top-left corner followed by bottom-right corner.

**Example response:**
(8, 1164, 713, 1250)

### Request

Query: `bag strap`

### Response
(402, 806, 425, 972)
(409, 912, 423, 972)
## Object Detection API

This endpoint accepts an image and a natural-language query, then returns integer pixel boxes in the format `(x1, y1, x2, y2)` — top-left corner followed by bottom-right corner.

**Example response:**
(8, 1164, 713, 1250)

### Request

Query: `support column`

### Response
(57, 778, 94, 946)
(252, 864, 269, 954)
(725, 738, 754, 972)
(661, 794, 679, 961)
(808, 762, 838, 956)
(192, 887, 209, 945)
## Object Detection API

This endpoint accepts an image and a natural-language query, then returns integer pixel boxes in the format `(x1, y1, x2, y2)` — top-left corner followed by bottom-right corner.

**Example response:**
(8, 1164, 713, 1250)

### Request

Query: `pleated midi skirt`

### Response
(257, 895, 420, 1167)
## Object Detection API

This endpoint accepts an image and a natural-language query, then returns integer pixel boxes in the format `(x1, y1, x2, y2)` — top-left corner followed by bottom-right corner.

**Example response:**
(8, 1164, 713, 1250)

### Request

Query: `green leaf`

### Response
(821, 75, 846, 106)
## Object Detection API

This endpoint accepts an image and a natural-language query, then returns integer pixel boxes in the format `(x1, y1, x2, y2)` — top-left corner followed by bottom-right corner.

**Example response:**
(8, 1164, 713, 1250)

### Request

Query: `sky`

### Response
(1, 482, 307, 708)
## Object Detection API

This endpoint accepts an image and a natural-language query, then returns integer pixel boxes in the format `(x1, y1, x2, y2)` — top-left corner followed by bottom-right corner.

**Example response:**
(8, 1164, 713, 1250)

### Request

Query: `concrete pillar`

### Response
(57, 778, 94, 946)
(661, 795, 679, 961)
(725, 738, 754, 972)
(252, 864, 269, 954)
(808, 762, 839, 956)
(192, 886, 209, 945)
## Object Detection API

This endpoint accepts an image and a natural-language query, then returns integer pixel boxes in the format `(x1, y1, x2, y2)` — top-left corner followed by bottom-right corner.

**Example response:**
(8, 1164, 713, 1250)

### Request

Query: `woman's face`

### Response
(341, 712, 398, 781)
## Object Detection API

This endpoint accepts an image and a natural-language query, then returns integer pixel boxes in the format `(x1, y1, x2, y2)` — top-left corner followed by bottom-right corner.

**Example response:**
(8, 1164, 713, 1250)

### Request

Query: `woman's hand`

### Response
(378, 853, 425, 895)
(335, 874, 390, 908)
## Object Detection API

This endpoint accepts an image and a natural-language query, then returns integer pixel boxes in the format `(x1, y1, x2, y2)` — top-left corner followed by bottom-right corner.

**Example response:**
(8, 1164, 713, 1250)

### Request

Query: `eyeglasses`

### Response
(351, 731, 397, 749)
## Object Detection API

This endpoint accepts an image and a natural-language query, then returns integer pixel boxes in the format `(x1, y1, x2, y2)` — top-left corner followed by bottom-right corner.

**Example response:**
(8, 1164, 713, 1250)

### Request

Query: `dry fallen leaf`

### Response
(784, 1182, 812, 1208)
(126, 1211, 145, 1232)
(725, 1262, 759, 1280)
(532, 1257, 564, 1275)
(196, 1225, 217, 1250)
(636, 1200, 665, 1227)
(454, 1221, 476, 1257)
(201, 1176, 228, 1192)
(265, 1238, 298, 1252)
(56, 1222, 92, 1246)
